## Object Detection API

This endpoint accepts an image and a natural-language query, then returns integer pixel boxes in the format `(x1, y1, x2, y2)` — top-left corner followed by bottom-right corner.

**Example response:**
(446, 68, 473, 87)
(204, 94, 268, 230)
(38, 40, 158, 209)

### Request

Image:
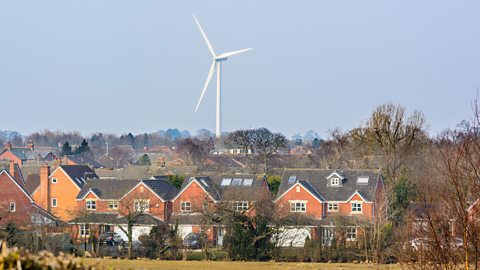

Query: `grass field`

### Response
(83, 259, 402, 270)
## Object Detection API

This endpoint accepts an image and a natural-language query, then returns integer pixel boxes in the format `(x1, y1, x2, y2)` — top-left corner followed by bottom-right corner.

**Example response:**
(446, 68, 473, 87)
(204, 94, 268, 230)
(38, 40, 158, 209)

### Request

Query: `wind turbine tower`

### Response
(193, 15, 252, 140)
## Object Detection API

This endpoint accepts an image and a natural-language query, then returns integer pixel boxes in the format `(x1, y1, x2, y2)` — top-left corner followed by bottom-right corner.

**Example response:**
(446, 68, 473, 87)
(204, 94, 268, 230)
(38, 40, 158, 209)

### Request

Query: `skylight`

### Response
(242, 179, 253, 186)
(357, 177, 369, 184)
(231, 178, 242, 186)
(288, 175, 297, 184)
(200, 179, 209, 187)
(221, 178, 232, 186)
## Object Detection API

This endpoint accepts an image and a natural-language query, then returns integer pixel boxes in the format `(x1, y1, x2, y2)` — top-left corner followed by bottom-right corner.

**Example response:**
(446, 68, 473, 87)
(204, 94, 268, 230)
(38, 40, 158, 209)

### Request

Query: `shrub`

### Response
(0, 242, 110, 270)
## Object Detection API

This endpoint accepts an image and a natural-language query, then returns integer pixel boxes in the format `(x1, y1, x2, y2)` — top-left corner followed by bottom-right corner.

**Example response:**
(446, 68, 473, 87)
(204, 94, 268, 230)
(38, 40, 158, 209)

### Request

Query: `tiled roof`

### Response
(69, 213, 163, 225)
(60, 165, 98, 188)
(66, 155, 104, 168)
(24, 173, 40, 195)
(169, 213, 207, 225)
(276, 169, 381, 202)
(76, 178, 179, 201)
(178, 174, 268, 202)
(142, 179, 179, 201)
(76, 179, 140, 200)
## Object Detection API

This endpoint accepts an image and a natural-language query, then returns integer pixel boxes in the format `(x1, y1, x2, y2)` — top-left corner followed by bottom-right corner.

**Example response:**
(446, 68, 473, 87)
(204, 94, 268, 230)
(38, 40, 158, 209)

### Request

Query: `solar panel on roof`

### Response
(288, 175, 297, 184)
(242, 179, 253, 186)
(221, 178, 232, 186)
(231, 178, 242, 186)
(357, 177, 369, 184)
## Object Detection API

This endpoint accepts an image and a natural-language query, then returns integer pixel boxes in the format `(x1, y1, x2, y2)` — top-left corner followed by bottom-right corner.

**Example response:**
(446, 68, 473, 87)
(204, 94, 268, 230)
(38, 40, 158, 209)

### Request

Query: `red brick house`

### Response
(69, 176, 178, 243)
(0, 168, 56, 226)
(169, 175, 270, 245)
(0, 141, 54, 166)
(31, 165, 99, 221)
(274, 169, 384, 246)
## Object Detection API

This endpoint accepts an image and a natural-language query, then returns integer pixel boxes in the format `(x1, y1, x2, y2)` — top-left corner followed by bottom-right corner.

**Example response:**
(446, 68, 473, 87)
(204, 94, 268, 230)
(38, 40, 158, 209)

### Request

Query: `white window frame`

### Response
(86, 199, 97, 211)
(51, 178, 58, 184)
(346, 227, 357, 241)
(289, 200, 307, 212)
(233, 201, 249, 212)
(322, 227, 334, 246)
(108, 200, 119, 210)
(52, 198, 58, 208)
(80, 224, 90, 237)
(9, 202, 16, 212)
(351, 201, 362, 213)
(180, 201, 192, 212)
(134, 199, 150, 212)
(327, 203, 339, 212)
(330, 177, 340, 186)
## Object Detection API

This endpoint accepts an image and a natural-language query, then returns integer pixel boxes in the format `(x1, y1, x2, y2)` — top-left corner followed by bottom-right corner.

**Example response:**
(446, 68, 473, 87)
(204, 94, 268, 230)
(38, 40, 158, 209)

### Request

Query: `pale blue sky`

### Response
(0, 1, 478, 138)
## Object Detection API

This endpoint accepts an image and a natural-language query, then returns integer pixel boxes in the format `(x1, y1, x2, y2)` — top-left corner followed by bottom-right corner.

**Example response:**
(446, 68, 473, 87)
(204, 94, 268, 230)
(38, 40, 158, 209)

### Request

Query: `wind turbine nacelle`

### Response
(215, 57, 228, 62)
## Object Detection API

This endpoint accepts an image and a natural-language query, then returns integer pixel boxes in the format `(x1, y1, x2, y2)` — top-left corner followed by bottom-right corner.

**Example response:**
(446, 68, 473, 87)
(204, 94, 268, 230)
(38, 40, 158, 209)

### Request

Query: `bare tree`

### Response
(251, 128, 287, 174)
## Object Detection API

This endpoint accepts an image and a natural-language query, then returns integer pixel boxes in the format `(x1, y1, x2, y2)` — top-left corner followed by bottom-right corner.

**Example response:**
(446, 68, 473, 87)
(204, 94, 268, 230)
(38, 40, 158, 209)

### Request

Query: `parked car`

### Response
(410, 237, 464, 251)
(100, 232, 124, 246)
(183, 232, 205, 249)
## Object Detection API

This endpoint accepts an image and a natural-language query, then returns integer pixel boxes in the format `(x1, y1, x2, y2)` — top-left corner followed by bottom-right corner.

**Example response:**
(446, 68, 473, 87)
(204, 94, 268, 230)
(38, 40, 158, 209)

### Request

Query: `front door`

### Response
(217, 227, 224, 246)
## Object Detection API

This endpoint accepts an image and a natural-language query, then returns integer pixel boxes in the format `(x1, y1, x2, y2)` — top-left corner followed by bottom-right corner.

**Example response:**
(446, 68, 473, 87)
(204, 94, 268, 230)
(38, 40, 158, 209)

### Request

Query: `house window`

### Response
(52, 198, 58, 208)
(86, 200, 96, 211)
(330, 177, 340, 186)
(181, 202, 191, 212)
(346, 227, 357, 241)
(134, 200, 150, 212)
(328, 203, 339, 212)
(9, 202, 16, 212)
(51, 178, 58, 184)
(80, 224, 90, 237)
(296, 186, 300, 192)
(233, 201, 249, 212)
(351, 202, 362, 213)
(290, 201, 306, 212)
(108, 200, 119, 210)
(322, 227, 334, 246)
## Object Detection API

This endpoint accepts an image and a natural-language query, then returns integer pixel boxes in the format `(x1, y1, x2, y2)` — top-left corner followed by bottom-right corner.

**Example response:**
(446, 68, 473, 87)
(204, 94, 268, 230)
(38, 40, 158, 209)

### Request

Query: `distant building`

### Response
(0, 141, 55, 166)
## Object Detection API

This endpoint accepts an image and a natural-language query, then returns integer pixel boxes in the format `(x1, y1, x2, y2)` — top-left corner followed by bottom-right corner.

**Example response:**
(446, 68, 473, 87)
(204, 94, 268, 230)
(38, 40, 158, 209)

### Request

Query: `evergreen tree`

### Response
(138, 154, 151, 166)
(60, 141, 72, 156)
(75, 139, 90, 154)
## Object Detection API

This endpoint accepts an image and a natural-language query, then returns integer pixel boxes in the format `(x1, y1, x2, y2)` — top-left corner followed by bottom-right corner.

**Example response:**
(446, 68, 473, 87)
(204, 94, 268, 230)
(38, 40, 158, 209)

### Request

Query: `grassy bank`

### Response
(82, 258, 401, 270)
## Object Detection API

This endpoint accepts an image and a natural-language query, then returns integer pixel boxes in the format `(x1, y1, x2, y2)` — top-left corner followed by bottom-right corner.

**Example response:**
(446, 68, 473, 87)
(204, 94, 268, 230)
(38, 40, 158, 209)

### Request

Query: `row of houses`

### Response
(0, 161, 385, 246)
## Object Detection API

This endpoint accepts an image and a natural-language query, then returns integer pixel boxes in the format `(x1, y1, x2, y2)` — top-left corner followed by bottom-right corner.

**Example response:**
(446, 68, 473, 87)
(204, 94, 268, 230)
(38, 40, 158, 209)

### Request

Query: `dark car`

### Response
(183, 232, 206, 249)
(100, 232, 124, 246)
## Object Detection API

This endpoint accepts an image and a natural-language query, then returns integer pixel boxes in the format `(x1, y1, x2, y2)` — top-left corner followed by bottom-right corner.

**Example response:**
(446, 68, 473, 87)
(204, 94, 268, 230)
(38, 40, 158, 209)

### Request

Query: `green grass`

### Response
(83, 258, 402, 270)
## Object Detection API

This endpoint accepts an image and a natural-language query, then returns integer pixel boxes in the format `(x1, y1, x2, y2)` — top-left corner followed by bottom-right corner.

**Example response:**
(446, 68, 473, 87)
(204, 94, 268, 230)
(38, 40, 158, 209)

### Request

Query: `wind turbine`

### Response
(193, 15, 252, 140)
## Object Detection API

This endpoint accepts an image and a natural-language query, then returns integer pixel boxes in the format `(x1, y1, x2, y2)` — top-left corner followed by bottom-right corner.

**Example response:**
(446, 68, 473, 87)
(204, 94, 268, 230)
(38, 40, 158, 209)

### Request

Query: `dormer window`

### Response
(330, 177, 340, 186)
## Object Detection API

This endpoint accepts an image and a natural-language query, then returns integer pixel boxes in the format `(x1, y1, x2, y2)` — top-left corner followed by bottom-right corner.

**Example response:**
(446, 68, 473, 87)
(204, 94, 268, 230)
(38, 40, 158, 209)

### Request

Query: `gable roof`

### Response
(276, 169, 381, 202)
(0, 169, 34, 203)
(65, 155, 104, 169)
(142, 179, 179, 201)
(274, 181, 326, 203)
(174, 175, 268, 202)
(76, 179, 140, 200)
(56, 165, 99, 189)
(76, 178, 179, 201)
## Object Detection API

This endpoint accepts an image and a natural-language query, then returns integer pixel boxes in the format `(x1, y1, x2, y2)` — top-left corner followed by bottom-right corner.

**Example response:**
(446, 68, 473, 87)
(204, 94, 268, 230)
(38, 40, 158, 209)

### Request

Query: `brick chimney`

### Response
(10, 161, 24, 187)
(9, 160, 15, 176)
(39, 165, 51, 211)
(5, 141, 11, 150)
(27, 140, 34, 150)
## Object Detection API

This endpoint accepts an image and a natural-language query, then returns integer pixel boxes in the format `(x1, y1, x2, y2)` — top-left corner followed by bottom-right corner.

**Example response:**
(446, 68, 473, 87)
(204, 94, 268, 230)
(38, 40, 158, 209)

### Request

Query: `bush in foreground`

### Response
(0, 242, 103, 270)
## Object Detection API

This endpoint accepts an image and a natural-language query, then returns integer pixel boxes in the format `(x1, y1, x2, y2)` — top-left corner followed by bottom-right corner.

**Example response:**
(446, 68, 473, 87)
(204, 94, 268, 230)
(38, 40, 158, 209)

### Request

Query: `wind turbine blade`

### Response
(195, 61, 216, 112)
(193, 15, 216, 57)
(216, 48, 252, 59)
